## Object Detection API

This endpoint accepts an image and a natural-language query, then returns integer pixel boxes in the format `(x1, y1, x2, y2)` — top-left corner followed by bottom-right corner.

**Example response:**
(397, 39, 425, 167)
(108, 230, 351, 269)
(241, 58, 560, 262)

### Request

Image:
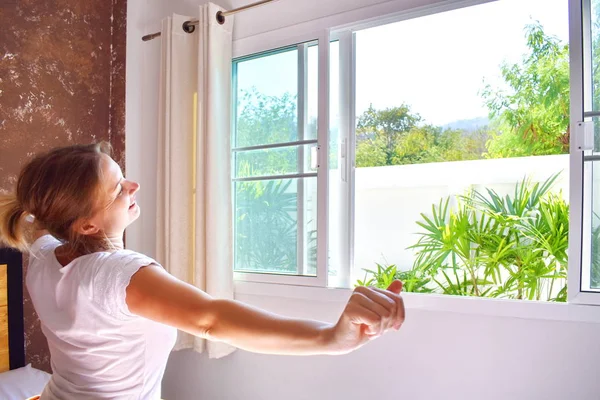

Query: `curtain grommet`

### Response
(216, 11, 225, 25)
(182, 21, 195, 34)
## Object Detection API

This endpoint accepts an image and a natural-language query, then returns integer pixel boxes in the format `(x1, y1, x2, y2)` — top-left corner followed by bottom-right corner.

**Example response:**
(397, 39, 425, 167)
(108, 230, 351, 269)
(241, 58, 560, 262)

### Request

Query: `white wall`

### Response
(162, 293, 600, 400)
(125, 0, 600, 399)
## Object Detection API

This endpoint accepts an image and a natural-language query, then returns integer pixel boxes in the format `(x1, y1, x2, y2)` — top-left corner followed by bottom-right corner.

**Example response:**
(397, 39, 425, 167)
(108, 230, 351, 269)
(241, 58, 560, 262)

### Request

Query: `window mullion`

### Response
(233, 172, 317, 182)
(297, 43, 308, 276)
(232, 139, 317, 152)
(348, 32, 357, 289)
(316, 31, 330, 287)
(332, 31, 356, 288)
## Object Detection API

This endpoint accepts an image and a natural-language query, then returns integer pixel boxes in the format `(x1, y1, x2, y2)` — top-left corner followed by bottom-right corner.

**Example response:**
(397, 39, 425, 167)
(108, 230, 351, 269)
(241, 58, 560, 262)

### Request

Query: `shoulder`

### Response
(89, 249, 165, 320)
(86, 249, 164, 288)
(29, 234, 61, 259)
(97, 249, 162, 270)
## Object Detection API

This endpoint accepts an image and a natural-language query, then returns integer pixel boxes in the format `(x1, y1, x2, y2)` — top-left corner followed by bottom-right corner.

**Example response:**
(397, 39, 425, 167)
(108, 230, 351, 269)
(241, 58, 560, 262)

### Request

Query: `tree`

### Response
(397, 125, 489, 164)
(355, 104, 489, 167)
(235, 88, 299, 177)
(355, 104, 421, 167)
(236, 88, 297, 146)
(481, 23, 570, 158)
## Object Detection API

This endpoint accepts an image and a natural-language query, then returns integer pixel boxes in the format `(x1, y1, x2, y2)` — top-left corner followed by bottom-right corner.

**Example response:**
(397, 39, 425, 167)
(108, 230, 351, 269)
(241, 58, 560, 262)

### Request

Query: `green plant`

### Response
(395, 268, 434, 293)
(235, 178, 317, 275)
(357, 174, 569, 302)
(356, 263, 398, 288)
(356, 262, 434, 293)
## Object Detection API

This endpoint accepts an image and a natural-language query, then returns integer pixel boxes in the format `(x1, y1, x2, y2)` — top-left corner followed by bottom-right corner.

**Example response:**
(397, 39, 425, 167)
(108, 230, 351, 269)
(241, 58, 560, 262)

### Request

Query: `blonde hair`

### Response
(0, 142, 114, 254)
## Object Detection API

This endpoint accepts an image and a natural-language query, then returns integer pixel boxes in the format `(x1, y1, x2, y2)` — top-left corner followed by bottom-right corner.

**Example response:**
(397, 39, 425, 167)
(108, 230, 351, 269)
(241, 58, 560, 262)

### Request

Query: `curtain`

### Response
(156, 3, 235, 359)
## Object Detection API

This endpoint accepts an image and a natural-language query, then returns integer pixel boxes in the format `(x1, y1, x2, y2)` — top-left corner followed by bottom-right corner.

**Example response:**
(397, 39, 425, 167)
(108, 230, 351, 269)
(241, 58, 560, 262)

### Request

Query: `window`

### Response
(570, 0, 600, 303)
(233, 0, 582, 304)
(232, 39, 328, 285)
(330, 0, 571, 301)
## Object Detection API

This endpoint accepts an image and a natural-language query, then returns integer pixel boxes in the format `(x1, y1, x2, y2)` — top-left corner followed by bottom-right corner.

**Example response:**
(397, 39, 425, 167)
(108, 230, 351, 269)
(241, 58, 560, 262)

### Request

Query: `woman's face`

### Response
(89, 153, 140, 238)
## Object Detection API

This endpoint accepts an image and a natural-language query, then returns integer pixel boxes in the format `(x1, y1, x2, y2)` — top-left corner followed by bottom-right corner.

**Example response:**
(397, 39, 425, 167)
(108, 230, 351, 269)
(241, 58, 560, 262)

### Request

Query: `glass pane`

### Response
(235, 48, 298, 148)
(328, 40, 345, 287)
(306, 44, 319, 141)
(352, 0, 569, 300)
(592, 115, 600, 153)
(234, 144, 317, 179)
(584, 118, 600, 291)
(590, 159, 600, 290)
(234, 41, 319, 148)
(355, 0, 569, 166)
(234, 177, 317, 275)
(329, 40, 340, 170)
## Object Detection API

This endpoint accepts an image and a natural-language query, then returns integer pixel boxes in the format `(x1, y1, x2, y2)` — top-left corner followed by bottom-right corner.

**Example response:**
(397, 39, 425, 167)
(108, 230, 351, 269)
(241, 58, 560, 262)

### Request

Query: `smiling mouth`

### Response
(129, 201, 137, 209)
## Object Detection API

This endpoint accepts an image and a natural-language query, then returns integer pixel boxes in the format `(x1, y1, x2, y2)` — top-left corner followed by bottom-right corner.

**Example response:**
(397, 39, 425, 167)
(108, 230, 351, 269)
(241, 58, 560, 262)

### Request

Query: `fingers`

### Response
(382, 280, 405, 329)
(345, 292, 381, 336)
(348, 291, 387, 335)
(354, 286, 396, 333)
(389, 279, 405, 328)
(371, 286, 405, 330)
(386, 280, 403, 294)
(348, 281, 405, 336)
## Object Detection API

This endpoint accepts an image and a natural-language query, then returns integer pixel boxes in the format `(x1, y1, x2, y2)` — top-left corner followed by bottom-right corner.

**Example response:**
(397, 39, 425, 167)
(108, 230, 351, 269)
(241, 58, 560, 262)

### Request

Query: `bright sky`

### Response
(237, 0, 569, 127)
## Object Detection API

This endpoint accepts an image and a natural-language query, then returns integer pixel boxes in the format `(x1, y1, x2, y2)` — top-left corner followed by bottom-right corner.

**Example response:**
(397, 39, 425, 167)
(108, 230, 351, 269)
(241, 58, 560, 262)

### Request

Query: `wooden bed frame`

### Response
(0, 247, 25, 373)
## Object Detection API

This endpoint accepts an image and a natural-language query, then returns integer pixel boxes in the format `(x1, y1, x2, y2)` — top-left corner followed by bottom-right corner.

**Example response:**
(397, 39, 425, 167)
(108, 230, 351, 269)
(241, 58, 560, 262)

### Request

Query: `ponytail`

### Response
(1, 142, 114, 255)
(0, 193, 30, 251)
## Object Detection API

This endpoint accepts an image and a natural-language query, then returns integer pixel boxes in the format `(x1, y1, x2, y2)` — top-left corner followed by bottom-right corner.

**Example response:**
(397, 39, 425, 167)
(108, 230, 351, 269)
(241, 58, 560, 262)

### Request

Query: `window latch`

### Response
(576, 121, 594, 151)
(310, 145, 320, 170)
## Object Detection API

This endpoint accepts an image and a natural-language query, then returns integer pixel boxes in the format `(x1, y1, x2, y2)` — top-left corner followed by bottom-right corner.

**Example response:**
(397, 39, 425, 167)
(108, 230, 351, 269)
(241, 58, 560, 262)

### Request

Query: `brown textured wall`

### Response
(0, 0, 127, 372)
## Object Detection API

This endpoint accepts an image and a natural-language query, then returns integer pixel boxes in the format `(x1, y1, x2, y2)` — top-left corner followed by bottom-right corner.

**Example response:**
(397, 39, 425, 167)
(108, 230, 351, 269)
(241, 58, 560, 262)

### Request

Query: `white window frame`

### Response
(232, 0, 600, 317)
(328, 30, 357, 289)
(232, 30, 330, 287)
(568, 0, 600, 305)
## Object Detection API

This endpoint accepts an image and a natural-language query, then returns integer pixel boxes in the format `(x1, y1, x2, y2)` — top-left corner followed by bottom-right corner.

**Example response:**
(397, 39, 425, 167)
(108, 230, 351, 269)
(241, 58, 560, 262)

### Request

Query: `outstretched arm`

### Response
(126, 265, 404, 356)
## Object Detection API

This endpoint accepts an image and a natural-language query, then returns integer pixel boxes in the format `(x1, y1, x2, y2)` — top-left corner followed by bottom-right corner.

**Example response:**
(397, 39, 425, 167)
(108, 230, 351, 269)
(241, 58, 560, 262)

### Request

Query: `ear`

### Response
(73, 218, 101, 236)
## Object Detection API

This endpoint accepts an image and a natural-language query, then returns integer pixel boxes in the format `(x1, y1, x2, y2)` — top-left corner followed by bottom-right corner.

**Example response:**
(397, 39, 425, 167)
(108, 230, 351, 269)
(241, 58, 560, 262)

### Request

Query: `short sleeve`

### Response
(29, 234, 61, 257)
(91, 250, 161, 320)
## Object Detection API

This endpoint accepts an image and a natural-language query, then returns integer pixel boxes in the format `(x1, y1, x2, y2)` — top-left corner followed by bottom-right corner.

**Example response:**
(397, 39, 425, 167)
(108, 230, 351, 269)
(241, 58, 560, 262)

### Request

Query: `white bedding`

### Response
(0, 364, 51, 400)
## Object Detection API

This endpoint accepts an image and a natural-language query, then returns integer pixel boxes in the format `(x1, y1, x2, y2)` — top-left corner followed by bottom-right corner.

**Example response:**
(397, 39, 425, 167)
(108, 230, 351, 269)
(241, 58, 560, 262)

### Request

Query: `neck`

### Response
(61, 231, 125, 257)
(104, 232, 125, 250)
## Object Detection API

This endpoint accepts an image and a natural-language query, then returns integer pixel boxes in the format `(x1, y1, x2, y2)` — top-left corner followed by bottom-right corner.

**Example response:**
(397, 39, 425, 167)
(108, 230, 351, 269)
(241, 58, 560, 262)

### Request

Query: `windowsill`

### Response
(234, 280, 600, 324)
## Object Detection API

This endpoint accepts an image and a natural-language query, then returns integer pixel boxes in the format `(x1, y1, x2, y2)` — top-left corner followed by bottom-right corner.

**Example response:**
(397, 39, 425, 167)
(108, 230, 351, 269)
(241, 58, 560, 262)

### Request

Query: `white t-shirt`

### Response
(26, 235, 177, 400)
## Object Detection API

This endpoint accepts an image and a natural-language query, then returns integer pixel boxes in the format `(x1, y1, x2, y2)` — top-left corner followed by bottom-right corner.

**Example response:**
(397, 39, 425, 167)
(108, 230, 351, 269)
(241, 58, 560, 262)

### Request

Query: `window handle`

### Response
(310, 145, 320, 170)
(576, 121, 594, 151)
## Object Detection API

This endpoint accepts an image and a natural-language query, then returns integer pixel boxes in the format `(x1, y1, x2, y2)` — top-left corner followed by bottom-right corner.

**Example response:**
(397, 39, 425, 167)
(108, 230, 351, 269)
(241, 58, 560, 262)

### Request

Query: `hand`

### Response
(326, 280, 405, 354)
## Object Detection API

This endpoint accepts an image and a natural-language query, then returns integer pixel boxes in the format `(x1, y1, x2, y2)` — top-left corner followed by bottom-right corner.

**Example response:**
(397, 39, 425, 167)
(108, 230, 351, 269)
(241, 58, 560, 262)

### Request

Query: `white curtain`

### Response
(156, 3, 235, 359)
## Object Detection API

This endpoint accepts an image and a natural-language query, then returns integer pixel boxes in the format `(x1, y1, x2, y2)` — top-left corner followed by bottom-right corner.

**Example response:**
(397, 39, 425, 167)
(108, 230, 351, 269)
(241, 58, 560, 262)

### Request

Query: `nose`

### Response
(126, 180, 140, 195)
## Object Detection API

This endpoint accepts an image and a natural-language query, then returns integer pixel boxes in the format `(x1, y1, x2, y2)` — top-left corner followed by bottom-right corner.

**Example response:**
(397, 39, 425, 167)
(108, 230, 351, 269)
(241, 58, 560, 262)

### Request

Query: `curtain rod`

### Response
(142, 0, 276, 41)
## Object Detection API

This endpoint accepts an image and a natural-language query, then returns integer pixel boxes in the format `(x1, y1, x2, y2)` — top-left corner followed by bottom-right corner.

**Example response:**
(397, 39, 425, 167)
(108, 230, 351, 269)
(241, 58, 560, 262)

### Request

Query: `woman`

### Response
(0, 143, 405, 399)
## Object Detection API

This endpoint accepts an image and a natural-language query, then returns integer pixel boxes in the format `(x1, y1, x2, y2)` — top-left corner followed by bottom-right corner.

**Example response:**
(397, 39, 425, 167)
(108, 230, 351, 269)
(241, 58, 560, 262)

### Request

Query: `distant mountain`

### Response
(442, 117, 489, 132)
